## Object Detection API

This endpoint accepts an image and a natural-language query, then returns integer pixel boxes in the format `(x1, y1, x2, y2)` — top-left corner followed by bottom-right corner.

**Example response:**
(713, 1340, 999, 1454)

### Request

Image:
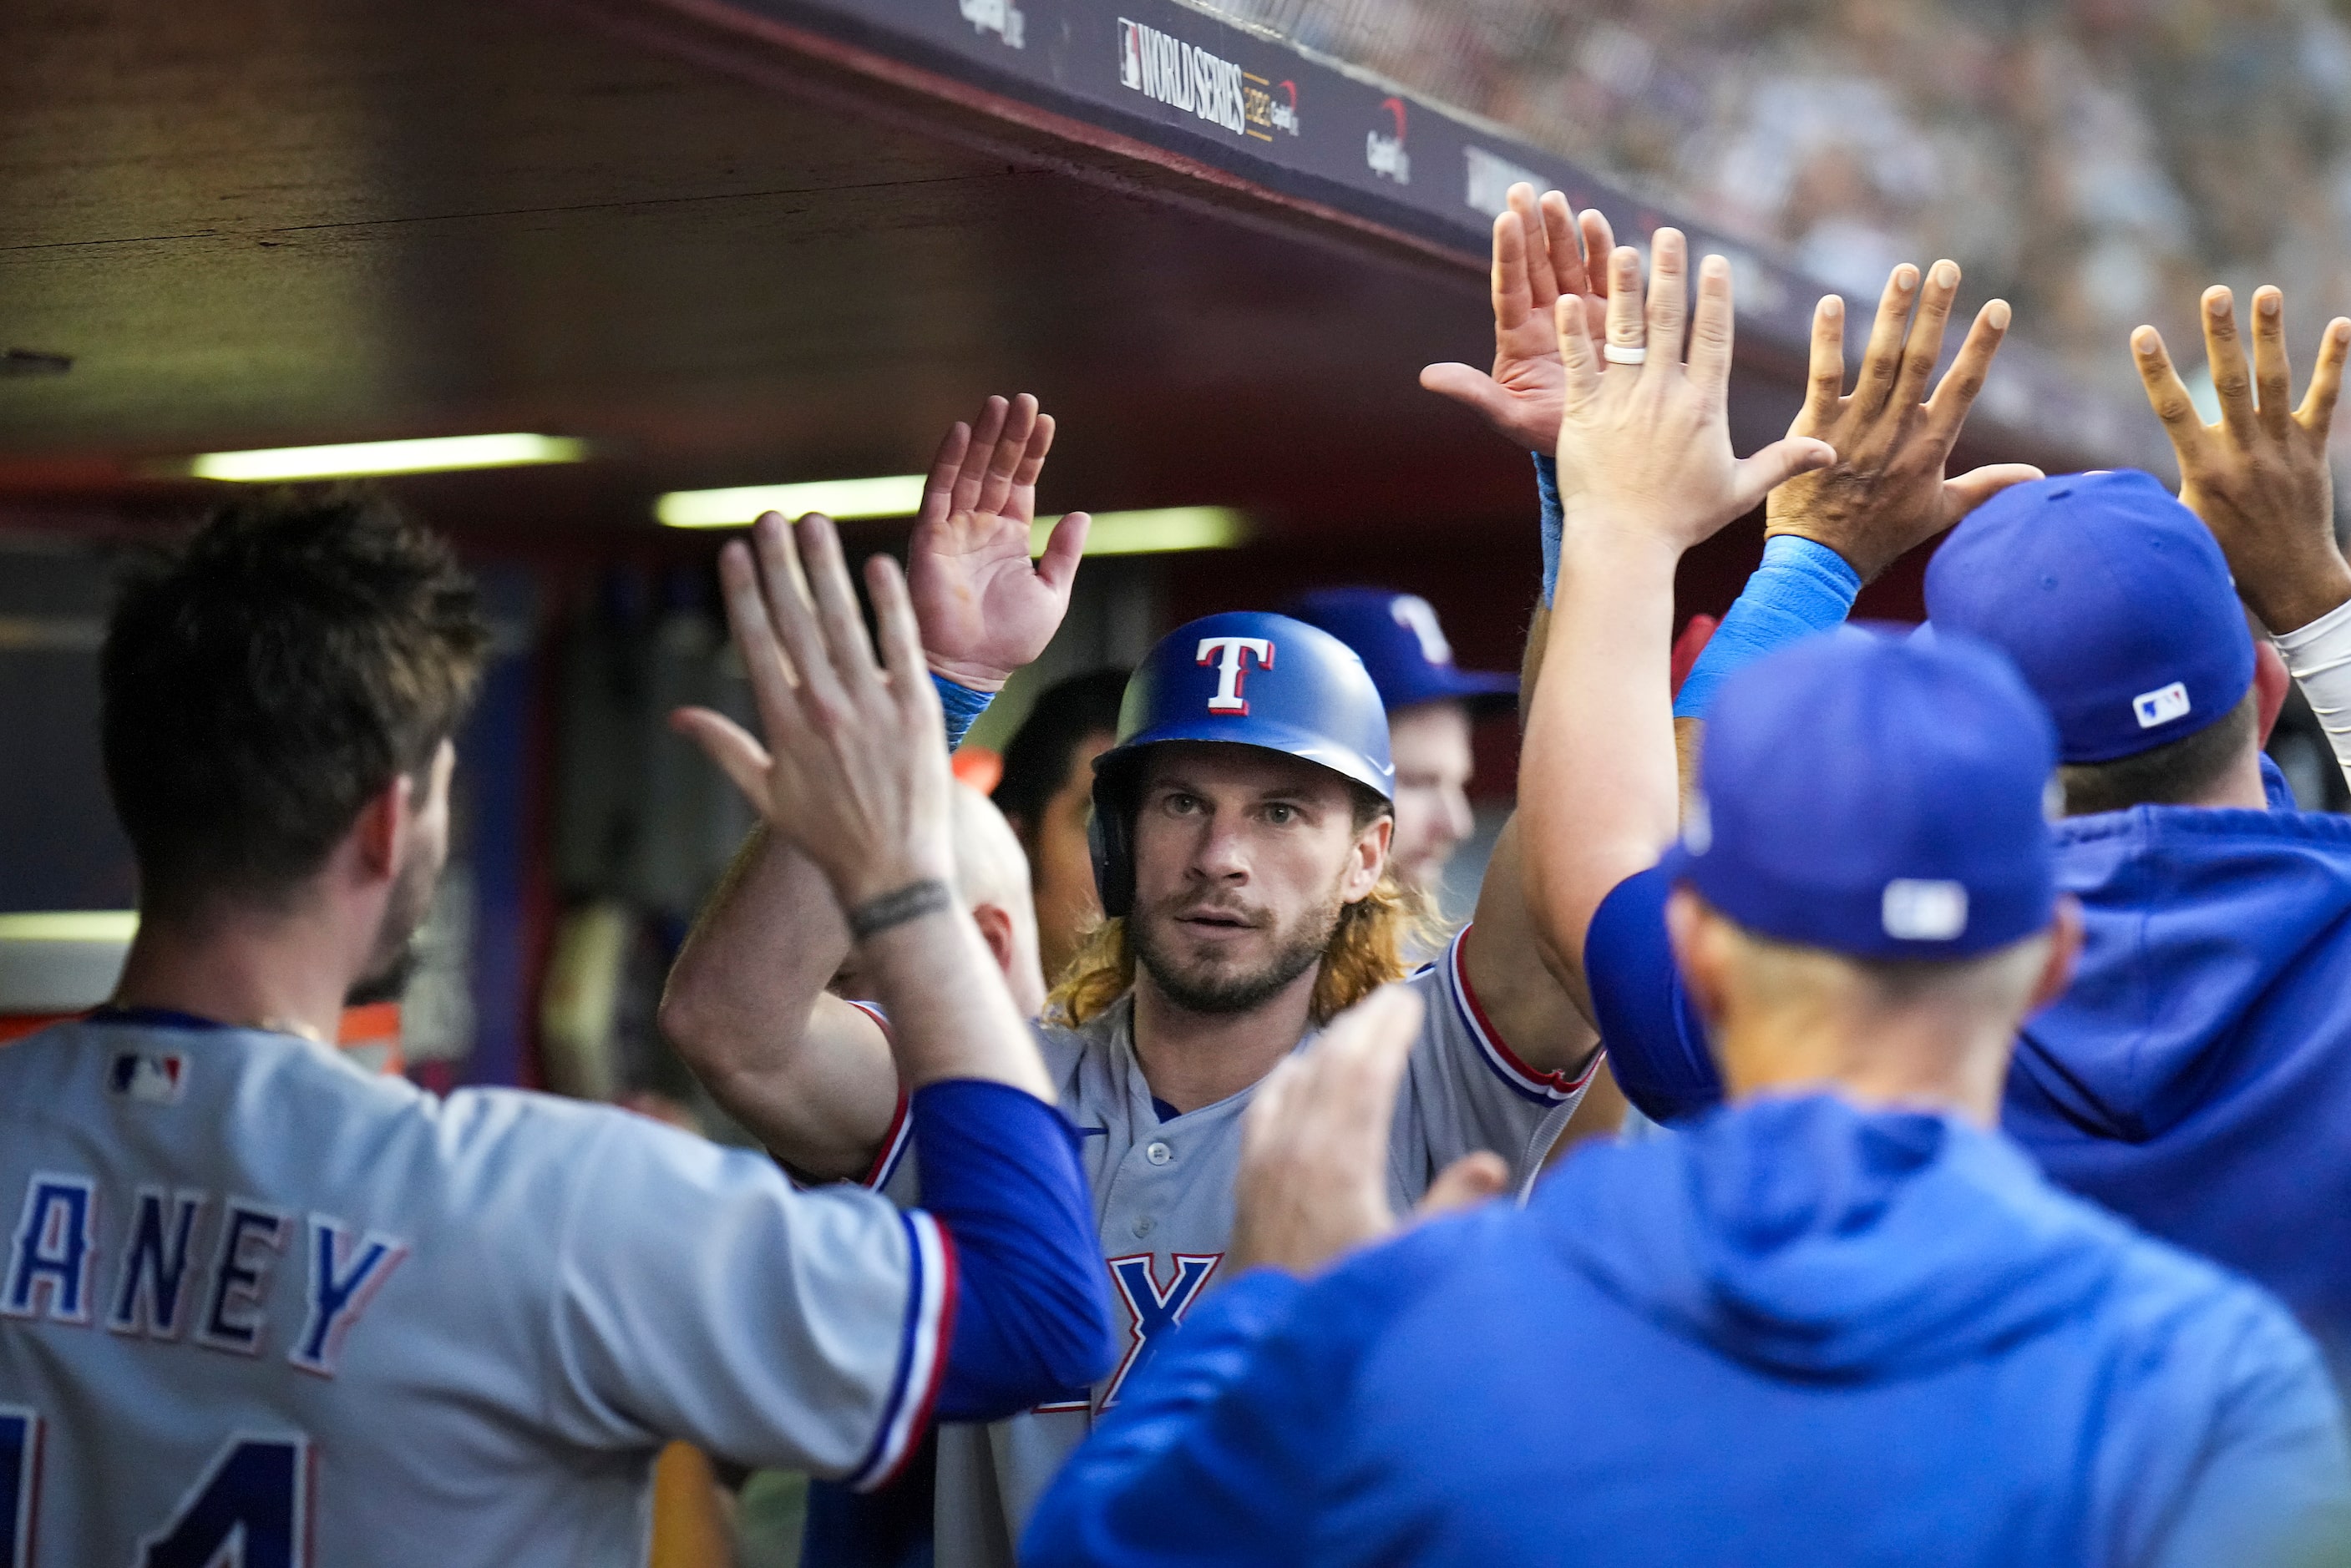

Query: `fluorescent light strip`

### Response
(1030, 508, 1250, 557)
(188, 434, 586, 483)
(657, 475, 929, 529)
(0, 911, 139, 942)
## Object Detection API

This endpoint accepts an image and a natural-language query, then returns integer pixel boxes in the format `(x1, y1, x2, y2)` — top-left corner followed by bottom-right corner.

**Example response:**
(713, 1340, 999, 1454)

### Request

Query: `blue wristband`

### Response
(933, 673, 995, 751)
(1534, 453, 1563, 608)
(1672, 534, 1861, 721)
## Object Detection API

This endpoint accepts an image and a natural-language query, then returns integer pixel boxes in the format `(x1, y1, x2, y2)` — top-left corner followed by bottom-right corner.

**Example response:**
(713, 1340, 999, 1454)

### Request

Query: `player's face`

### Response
(1126, 744, 1388, 1015)
(1025, 727, 1117, 984)
(350, 740, 454, 1004)
(1386, 700, 1475, 894)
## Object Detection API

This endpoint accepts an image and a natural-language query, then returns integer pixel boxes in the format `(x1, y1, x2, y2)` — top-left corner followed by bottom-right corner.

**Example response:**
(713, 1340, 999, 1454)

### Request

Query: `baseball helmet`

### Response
(1088, 611, 1393, 917)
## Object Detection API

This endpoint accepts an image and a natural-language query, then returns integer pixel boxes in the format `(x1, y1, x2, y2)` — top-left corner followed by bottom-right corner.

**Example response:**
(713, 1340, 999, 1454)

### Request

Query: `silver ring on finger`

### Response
(1603, 343, 1649, 366)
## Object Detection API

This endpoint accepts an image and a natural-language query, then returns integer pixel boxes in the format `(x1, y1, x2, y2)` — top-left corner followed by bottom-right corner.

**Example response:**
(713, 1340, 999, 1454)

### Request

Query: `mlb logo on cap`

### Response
(1882, 879, 1968, 942)
(2134, 680, 2191, 730)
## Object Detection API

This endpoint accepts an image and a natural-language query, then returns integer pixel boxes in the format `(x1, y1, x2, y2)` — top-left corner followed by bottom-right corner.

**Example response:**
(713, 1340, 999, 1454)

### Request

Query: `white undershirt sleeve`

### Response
(2273, 595, 2351, 793)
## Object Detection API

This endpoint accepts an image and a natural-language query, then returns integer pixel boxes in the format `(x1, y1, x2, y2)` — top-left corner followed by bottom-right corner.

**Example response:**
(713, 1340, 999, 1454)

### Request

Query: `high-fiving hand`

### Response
(1551, 230, 1835, 554)
(909, 393, 1091, 690)
(1421, 182, 1616, 453)
(2133, 287, 2351, 634)
(1228, 987, 1509, 1277)
(675, 513, 955, 912)
(1767, 260, 2039, 580)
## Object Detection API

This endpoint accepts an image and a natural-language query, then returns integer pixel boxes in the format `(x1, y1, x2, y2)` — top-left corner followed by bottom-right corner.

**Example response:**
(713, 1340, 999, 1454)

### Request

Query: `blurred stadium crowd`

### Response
(1209, 0, 2351, 404)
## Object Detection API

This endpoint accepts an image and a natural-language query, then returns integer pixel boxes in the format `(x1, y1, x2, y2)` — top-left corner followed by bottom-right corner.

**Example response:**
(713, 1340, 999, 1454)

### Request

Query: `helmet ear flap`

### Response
(1088, 769, 1135, 919)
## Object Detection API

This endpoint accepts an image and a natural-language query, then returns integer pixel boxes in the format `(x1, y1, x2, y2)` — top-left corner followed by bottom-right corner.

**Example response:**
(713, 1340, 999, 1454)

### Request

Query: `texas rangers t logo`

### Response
(1390, 594, 1453, 665)
(1196, 636, 1273, 715)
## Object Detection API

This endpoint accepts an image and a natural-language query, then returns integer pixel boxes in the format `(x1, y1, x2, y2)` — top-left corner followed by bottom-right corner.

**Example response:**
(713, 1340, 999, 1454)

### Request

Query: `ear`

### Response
(1664, 886, 1730, 1029)
(1340, 814, 1393, 903)
(350, 771, 410, 882)
(970, 901, 1019, 980)
(2024, 897, 2084, 1014)
(2253, 635, 2290, 746)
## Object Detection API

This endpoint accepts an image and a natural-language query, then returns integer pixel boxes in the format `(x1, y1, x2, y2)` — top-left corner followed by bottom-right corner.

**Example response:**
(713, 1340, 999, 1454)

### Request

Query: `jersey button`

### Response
(1145, 1141, 1173, 1166)
(1131, 1214, 1155, 1238)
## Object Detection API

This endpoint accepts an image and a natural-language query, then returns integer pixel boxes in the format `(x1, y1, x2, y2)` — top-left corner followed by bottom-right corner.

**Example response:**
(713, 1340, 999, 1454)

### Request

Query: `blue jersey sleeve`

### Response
(1583, 867, 1726, 1125)
(911, 1079, 1117, 1423)
(1022, 1269, 1320, 1566)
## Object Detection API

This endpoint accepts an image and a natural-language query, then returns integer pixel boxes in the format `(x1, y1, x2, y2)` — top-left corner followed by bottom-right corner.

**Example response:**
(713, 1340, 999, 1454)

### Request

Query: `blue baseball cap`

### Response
(1284, 588, 1518, 717)
(1923, 470, 2254, 764)
(1659, 629, 2059, 960)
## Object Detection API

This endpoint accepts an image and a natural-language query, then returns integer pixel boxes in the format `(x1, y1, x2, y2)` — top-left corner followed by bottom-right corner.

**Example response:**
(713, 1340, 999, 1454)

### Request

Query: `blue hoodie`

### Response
(1588, 803, 2351, 1371)
(1024, 1096, 2350, 1567)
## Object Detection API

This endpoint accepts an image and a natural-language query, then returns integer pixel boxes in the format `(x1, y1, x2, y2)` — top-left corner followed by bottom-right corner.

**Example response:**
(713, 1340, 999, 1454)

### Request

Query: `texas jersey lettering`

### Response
(0, 1015, 952, 1566)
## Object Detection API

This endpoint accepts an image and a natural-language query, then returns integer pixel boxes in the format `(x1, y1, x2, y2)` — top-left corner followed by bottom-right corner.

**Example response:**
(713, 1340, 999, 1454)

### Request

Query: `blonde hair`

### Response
(1715, 911, 2051, 1017)
(1046, 874, 1445, 1029)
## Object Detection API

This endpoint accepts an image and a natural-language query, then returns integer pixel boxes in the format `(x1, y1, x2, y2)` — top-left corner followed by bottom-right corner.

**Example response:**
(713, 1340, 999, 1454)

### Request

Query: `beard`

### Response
(1127, 882, 1345, 1016)
(345, 846, 441, 1008)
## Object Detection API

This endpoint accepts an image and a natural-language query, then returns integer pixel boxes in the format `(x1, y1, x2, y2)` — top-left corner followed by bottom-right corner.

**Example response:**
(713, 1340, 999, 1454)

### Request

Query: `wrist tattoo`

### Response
(847, 878, 955, 941)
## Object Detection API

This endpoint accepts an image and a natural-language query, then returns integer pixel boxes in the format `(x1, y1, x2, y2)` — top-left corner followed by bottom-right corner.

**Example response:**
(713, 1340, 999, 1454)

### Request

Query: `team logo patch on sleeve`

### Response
(108, 1050, 187, 1105)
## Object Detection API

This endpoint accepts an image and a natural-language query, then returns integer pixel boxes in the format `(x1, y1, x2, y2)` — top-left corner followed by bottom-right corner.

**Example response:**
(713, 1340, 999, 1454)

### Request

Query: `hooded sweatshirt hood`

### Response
(2014, 806, 2351, 1139)
(1552, 1095, 2121, 1378)
(2004, 804, 2351, 1347)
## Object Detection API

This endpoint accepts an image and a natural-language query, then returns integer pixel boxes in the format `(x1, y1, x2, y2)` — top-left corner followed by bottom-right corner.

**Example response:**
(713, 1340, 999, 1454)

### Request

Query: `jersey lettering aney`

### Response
(0, 1018, 951, 1567)
(870, 926, 1592, 1568)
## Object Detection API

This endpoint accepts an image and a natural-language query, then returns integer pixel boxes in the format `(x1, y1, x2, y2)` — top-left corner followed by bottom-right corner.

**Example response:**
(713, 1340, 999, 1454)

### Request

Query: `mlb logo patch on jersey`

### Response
(2133, 680, 2191, 730)
(108, 1049, 187, 1105)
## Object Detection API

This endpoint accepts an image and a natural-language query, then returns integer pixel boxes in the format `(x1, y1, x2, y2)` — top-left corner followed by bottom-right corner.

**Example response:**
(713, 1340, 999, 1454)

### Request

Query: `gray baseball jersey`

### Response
(864, 927, 1592, 1568)
(0, 1013, 951, 1567)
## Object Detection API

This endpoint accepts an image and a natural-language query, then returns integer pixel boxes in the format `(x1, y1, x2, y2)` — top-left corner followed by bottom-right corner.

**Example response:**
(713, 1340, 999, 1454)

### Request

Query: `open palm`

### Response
(909, 393, 1091, 690)
(1422, 183, 1615, 453)
(1553, 232, 1832, 553)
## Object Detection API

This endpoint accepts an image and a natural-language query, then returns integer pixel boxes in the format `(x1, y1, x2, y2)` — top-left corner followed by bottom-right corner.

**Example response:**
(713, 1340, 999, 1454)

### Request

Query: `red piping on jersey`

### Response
(873, 1221, 960, 1490)
(1453, 925, 1599, 1098)
(862, 1093, 912, 1191)
(849, 1000, 914, 1192)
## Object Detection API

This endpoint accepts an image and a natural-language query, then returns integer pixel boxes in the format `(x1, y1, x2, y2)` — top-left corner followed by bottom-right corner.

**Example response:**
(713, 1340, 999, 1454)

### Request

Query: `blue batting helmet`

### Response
(1088, 611, 1393, 917)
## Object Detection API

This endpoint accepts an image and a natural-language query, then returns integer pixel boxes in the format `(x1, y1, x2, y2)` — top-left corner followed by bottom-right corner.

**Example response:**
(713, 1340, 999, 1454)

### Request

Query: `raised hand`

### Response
(676, 512, 954, 910)
(1552, 230, 1834, 554)
(1421, 182, 1616, 453)
(1228, 987, 1507, 1277)
(1766, 261, 2038, 581)
(909, 393, 1091, 690)
(2134, 287, 2351, 634)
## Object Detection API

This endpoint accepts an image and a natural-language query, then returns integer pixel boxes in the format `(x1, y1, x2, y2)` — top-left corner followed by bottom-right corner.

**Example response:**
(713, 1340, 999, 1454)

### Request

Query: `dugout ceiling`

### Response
(0, 0, 2165, 547)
